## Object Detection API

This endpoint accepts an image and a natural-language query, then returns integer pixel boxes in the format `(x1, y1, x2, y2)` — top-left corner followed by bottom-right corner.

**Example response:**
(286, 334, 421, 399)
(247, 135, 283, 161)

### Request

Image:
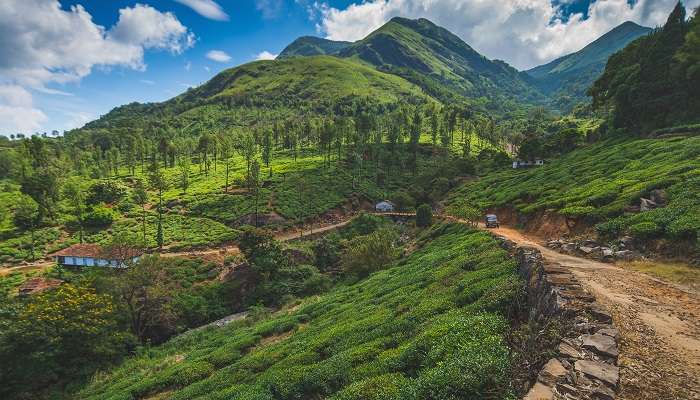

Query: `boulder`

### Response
(601, 248, 614, 258)
(524, 382, 554, 400)
(558, 341, 582, 359)
(575, 360, 619, 387)
(579, 246, 597, 255)
(614, 250, 635, 261)
(538, 358, 568, 386)
(640, 197, 657, 211)
(582, 333, 619, 358)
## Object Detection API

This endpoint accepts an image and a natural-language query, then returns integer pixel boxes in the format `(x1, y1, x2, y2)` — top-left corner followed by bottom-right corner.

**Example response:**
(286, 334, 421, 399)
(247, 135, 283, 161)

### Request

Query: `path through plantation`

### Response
(3, 214, 699, 399)
(490, 225, 700, 400)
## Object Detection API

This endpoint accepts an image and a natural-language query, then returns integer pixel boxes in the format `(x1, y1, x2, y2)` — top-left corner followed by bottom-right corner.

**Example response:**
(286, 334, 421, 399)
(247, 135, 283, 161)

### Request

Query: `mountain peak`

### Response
(278, 36, 352, 59)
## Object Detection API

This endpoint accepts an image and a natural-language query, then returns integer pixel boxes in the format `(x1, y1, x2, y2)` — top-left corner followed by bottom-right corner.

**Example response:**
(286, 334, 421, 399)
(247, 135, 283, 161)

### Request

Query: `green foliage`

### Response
(629, 221, 662, 240)
(86, 180, 127, 205)
(591, 5, 700, 133)
(77, 224, 519, 400)
(84, 204, 116, 228)
(0, 284, 136, 399)
(449, 136, 700, 249)
(416, 204, 433, 227)
(342, 228, 399, 277)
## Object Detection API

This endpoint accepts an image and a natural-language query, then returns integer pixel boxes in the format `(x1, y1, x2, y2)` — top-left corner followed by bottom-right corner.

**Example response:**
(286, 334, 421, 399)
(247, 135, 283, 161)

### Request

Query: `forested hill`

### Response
(82, 17, 546, 136)
(82, 56, 432, 134)
(337, 17, 545, 108)
(526, 21, 652, 111)
(590, 3, 700, 133)
(277, 36, 352, 58)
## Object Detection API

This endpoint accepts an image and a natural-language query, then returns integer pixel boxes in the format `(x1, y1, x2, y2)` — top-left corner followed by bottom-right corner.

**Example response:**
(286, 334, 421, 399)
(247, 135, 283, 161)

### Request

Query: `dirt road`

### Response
(491, 225, 700, 400)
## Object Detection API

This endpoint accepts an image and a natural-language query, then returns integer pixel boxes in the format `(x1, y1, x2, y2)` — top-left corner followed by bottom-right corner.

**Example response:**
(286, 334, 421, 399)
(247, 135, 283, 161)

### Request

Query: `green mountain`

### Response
(337, 17, 545, 108)
(85, 55, 432, 133)
(278, 36, 352, 58)
(526, 21, 652, 111)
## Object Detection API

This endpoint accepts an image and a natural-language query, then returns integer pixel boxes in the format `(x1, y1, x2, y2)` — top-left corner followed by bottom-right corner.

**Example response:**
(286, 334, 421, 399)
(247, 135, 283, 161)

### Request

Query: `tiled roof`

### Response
(50, 243, 104, 257)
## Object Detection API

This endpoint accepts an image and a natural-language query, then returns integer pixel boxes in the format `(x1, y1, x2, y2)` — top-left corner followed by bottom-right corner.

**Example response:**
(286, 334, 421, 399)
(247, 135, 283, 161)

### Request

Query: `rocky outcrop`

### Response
(546, 239, 640, 263)
(496, 237, 621, 400)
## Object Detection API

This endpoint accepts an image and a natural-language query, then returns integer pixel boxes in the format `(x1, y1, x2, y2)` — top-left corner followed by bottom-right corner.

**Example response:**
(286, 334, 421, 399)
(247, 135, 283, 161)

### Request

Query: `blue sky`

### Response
(0, 0, 694, 136)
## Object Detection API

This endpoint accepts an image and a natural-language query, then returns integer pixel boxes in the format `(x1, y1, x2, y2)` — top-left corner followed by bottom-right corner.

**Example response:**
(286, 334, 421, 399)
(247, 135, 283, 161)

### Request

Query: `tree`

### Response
(148, 168, 168, 249)
(63, 178, 86, 243)
(342, 228, 398, 276)
(177, 155, 190, 194)
(249, 159, 261, 227)
(132, 180, 149, 242)
(113, 255, 177, 342)
(238, 227, 285, 278)
(240, 132, 257, 182)
(0, 284, 133, 398)
(13, 196, 39, 260)
(262, 129, 273, 175)
(448, 202, 481, 227)
(416, 204, 432, 227)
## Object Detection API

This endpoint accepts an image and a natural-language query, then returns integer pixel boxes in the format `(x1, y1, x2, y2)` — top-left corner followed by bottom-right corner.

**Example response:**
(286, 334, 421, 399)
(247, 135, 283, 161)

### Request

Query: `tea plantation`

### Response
(77, 224, 520, 400)
(449, 136, 700, 249)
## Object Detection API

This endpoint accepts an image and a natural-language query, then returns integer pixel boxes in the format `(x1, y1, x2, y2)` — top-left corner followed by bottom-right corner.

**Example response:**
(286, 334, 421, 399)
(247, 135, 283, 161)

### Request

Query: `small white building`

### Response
(375, 200, 395, 213)
(51, 243, 141, 268)
(512, 159, 544, 169)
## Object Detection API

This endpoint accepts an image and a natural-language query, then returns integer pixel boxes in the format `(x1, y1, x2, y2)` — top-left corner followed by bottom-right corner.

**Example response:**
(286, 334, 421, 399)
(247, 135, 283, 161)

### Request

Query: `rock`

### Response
(558, 341, 582, 359)
(588, 305, 613, 323)
(598, 328, 619, 340)
(555, 383, 579, 397)
(524, 382, 554, 400)
(620, 236, 634, 248)
(538, 358, 568, 386)
(614, 250, 634, 261)
(640, 197, 657, 211)
(582, 333, 619, 358)
(592, 384, 616, 400)
(579, 246, 597, 254)
(562, 243, 577, 253)
(583, 239, 599, 247)
(650, 189, 668, 207)
(575, 360, 619, 387)
(601, 248, 614, 258)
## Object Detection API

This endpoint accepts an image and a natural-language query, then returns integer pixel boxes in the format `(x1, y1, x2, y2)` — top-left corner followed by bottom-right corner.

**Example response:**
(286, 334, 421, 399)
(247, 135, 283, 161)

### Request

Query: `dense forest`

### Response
(1, 3, 699, 400)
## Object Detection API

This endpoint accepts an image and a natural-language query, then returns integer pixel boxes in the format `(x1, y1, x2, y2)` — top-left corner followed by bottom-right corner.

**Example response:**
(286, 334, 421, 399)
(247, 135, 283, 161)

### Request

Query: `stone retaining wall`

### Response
(495, 236, 620, 400)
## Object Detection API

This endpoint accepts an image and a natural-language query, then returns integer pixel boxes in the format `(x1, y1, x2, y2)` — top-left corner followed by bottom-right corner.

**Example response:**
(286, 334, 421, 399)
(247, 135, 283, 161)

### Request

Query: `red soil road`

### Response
(489, 225, 700, 400)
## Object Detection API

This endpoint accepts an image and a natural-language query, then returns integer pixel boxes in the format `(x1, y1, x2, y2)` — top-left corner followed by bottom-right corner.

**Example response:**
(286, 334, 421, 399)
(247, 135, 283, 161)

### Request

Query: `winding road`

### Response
(2, 213, 699, 398)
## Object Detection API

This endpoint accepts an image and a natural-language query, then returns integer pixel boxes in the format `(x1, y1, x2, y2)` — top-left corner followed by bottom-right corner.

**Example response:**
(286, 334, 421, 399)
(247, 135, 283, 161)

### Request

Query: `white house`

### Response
(512, 159, 544, 169)
(375, 200, 395, 212)
(51, 243, 141, 268)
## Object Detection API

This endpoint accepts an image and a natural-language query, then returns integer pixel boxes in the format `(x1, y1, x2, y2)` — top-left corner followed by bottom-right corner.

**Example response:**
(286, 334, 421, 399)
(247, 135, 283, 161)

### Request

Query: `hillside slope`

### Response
(278, 36, 352, 58)
(84, 56, 431, 133)
(338, 17, 544, 109)
(449, 135, 700, 255)
(77, 224, 519, 399)
(526, 21, 651, 110)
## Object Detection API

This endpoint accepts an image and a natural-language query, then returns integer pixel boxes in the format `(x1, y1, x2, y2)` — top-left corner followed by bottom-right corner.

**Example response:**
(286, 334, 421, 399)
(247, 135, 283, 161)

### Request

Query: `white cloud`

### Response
(175, 0, 229, 21)
(0, 85, 48, 134)
(0, 0, 195, 134)
(109, 4, 195, 53)
(255, 51, 278, 60)
(140, 79, 156, 85)
(185, 61, 192, 71)
(206, 50, 232, 62)
(318, 0, 700, 70)
(256, 0, 284, 19)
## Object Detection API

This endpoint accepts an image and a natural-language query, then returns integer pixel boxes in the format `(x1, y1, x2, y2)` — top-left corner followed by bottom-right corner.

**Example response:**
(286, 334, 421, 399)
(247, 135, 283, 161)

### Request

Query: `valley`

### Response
(1, 2, 700, 400)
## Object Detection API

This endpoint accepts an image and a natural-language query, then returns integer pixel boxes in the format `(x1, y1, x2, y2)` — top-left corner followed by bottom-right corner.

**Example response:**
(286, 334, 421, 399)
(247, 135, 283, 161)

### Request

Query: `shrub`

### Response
(84, 205, 115, 228)
(86, 180, 127, 205)
(629, 222, 662, 240)
(416, 204, 432, 227)
(391, 191, 415, 212)
(342, 228, 399, 277)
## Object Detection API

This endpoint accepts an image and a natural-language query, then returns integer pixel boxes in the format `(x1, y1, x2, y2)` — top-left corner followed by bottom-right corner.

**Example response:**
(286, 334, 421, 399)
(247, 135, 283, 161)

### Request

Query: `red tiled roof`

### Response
(50, 243, 103, 258)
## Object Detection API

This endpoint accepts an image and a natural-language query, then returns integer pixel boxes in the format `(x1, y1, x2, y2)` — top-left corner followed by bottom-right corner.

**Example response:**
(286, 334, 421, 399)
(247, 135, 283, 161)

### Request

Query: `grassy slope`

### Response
(449, 136, 700, 248)
(77, 224, 519, 400)
(86, 56, 432, 132)
(339, 17, 543, 109)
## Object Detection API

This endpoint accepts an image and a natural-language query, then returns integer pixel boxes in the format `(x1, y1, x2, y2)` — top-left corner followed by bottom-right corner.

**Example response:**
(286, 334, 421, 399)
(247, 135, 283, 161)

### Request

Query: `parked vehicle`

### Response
(485, 214, 499, 228)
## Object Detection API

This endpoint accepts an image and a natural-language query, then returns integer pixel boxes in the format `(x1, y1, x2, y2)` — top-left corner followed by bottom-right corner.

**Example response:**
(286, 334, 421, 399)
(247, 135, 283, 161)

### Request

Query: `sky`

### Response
(0, 0, 697, 136)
